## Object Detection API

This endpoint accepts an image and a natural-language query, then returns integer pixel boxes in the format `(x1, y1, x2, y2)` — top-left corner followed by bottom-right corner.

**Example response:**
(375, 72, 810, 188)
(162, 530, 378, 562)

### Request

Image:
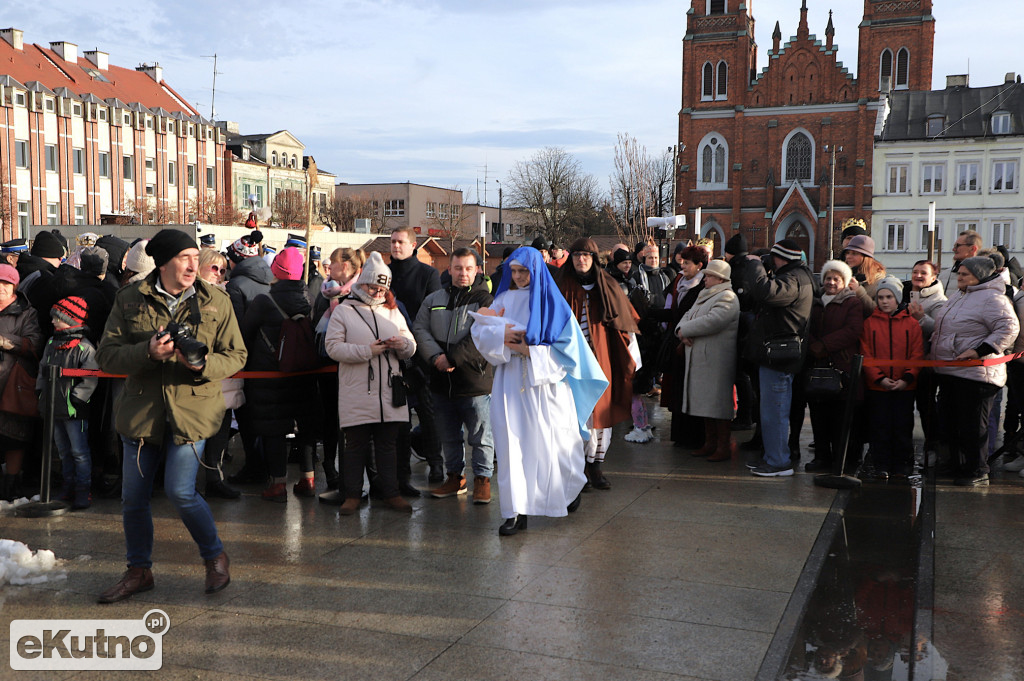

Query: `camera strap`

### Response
(186, 293, 202, 328)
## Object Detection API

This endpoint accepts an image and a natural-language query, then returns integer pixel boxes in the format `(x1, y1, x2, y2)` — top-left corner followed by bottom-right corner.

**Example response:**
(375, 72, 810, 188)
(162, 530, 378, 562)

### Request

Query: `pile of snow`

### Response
(0, 539, 67, 585)
(0, 494, 39, 514)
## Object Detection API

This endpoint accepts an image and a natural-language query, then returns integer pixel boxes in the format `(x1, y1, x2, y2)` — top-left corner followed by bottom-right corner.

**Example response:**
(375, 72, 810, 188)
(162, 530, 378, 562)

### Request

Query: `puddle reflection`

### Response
(782, 483, 947, 680)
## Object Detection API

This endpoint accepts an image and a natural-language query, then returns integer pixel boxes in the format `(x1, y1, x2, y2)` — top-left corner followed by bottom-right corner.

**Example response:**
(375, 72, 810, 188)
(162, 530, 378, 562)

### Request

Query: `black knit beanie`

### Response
(146, 229, 198, 268)
(30, 230, 66, 258)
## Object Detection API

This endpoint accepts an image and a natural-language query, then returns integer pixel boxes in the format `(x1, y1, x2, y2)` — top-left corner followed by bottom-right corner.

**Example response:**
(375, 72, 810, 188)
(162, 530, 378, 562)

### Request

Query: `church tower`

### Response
(857, 0, 935, 98)
(681, 0, 757, 110)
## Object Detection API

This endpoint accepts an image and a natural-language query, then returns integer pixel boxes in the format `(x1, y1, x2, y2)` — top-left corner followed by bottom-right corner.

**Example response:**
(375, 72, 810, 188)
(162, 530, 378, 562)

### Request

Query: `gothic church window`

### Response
(716, 61, 728, 99)
(895, 48, 910, 89)
(707, 0, 726, 14)
(784, 131, 813, 183)
(702, 63, 714, 100)
(879, 48, 893, 92)
(698, 134, 728, 189)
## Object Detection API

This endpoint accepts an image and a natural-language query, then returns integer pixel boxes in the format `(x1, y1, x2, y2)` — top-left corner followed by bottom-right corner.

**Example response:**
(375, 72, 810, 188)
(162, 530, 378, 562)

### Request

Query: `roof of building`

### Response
(881, 80, 1024, 141)
(0, 39, 198, 116)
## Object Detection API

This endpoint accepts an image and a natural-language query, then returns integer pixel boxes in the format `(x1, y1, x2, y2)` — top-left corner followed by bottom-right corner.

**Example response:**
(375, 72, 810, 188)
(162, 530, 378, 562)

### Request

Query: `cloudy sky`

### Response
(6, 0, 1019, 205)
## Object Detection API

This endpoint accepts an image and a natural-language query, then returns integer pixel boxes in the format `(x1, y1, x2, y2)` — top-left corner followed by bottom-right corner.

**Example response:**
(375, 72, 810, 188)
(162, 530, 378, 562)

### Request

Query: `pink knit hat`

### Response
(271, 247, 305, 281)
(0, 263, 20, 287)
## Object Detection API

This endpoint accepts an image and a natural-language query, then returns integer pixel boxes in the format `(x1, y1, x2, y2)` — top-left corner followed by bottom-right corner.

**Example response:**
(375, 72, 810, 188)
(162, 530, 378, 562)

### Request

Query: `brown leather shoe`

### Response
(472, 476, 491, 504)
(97, 566, 153, 604)
(204, 552, 230, 594)
(429, 474, 467, 498)
(338, 497, 361, 515)
(382, 496, 413, 513)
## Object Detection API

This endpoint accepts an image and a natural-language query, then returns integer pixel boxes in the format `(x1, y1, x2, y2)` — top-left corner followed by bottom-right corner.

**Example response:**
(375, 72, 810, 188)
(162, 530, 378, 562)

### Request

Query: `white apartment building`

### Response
(872, 75, 1023, 277)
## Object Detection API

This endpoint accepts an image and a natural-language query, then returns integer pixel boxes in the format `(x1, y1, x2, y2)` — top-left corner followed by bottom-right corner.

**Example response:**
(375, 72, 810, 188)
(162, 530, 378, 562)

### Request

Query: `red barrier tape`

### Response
(59, 365, 337, 379)
(861, 352, 1024, 368)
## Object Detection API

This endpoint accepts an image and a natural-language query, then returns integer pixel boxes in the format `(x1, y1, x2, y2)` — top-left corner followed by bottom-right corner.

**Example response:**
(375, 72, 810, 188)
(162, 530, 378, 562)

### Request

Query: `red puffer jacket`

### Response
(860, 308, 924, 391)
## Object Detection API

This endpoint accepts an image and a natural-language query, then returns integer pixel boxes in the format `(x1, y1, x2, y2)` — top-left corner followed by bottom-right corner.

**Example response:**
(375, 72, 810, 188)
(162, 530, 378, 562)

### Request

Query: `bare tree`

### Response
(423, 186, 471, 253)
(193, 191, 243, 226)
(505, 146, 600, 245)
(272, 189, 306, 228)
(0, 165, 12, 240)
(608, 133, 676, 245)
(319, 195, 373, 232)
(122, 197, 181, 225)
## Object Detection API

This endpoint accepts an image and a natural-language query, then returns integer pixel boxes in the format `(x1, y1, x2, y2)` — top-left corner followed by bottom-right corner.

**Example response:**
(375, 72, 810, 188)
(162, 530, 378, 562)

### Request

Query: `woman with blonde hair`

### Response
(313, 247, 366, 492)
(842, 235, 886, 309)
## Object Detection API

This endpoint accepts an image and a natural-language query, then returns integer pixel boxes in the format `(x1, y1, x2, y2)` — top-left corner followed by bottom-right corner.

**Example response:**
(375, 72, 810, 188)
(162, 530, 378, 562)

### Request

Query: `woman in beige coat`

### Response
(324, 252, 417, 515)
(674, 259, 740, 462)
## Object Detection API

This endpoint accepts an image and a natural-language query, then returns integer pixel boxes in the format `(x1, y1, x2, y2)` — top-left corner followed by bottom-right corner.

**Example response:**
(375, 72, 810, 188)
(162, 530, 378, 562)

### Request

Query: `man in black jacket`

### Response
(413, 248, 495, 504)
(388, 227, 444, 490)
(744, 239, 815, 478)
(724, 234, 757, 429)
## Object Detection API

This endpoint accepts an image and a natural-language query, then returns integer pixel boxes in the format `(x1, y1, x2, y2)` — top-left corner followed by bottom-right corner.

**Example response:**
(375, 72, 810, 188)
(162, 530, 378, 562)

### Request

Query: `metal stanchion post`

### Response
(813, 354, 864, 490)
(17, 363, 70, 517)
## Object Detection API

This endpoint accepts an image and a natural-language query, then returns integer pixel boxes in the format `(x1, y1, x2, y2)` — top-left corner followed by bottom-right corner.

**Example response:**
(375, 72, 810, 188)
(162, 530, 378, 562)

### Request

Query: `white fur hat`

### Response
(356, 251, 392, 290)
(820, 260, 853, 287)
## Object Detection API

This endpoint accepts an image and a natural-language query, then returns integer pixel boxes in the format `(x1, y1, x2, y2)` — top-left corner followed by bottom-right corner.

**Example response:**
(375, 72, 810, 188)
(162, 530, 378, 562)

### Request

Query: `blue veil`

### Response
(494, 247, 572, 346)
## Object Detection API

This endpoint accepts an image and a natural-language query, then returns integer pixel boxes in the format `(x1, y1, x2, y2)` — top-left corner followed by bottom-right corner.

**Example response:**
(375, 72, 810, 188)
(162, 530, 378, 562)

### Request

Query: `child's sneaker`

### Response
(624, 427, 652, 443)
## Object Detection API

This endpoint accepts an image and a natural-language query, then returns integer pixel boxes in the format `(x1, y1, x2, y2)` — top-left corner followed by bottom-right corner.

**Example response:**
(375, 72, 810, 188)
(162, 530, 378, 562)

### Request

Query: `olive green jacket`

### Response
(97, 272, 247, 445)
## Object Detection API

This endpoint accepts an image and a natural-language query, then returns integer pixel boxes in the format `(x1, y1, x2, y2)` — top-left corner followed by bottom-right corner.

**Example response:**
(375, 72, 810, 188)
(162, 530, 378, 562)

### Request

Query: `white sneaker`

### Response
(624, 427, 652, 443)
(1002, 454, 1024, 472)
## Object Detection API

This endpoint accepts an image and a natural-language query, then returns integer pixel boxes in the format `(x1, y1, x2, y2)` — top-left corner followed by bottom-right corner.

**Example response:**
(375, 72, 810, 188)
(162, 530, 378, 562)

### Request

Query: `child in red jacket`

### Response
(861, 277, 925, 478)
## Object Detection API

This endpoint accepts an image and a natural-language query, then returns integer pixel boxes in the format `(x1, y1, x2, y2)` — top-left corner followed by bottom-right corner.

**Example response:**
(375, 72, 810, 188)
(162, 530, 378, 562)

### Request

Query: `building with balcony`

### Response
(0, 28, 226, 238)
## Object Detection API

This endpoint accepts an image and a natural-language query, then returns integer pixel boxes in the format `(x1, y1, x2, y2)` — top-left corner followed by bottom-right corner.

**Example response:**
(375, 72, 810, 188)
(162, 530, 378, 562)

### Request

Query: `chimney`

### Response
(1006, 72, 1017, 84)
(946, 74, 969, 88)
(49, 41, 78, 63)
(0, 28, 24, 50)
(84, 49, 109, 70)
(136, 62, 163, 83)
(217, 120, 240, 135)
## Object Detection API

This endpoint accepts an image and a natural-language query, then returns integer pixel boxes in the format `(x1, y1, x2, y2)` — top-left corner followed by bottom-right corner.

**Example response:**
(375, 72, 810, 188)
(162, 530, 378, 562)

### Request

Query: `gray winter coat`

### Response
(226, 256, 274, 322)
(36, 329, 99, 420)
(931, 276, 1018, 386)
(674, 282, 739, 420)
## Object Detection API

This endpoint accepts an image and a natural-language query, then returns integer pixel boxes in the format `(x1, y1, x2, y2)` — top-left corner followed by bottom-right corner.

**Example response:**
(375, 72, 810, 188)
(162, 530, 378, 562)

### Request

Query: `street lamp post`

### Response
(825, 144, 843, 260)
(495, 179, 503, 242)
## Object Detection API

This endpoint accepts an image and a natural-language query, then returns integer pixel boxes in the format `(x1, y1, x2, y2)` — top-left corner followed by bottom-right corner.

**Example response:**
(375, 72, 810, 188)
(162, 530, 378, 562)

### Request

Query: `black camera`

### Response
(159, 322, 209, 368)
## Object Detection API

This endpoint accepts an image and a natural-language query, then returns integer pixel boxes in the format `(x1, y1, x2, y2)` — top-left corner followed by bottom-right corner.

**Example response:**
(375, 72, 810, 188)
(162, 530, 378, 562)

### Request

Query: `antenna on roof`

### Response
(201, 53, 220, 119)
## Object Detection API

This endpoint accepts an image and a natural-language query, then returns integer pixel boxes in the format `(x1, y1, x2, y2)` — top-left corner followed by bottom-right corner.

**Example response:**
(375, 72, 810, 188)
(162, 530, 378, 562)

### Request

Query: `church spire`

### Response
(773, 20, 782, 53)
(797, 0, 809, 40)
(825, 10, 834, 49)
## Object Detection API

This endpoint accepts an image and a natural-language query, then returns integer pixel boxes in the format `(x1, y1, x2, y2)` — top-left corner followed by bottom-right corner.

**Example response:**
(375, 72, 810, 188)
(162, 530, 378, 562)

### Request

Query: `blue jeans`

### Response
(54, 419, 91, 488)
(759, 366, 794, 469)
(121, 435, 223, 569)
(432, 392, 494, 478)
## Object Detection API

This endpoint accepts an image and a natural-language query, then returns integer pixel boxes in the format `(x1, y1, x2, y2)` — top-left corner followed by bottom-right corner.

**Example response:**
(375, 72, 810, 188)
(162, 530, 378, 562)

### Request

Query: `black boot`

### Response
(498, 515, 527, 536)
(2, 473, 22, 502)
(590, 461, 611, 490)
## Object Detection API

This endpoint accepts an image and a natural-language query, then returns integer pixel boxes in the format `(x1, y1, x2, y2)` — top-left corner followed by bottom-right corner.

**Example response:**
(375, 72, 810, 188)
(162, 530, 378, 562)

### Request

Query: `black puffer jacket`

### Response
(240, 280, 319, 436)
(412, 277, 494, 399)
(31, 264, 115, 343)
(388, 254, 441, 321)
(744, 259, 817, 373)
(226, 256, 274, 322)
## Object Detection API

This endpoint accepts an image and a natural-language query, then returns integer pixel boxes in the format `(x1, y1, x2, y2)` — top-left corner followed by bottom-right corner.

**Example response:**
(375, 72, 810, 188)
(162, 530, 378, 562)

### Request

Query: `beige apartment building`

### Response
(0, 28, 225, 237)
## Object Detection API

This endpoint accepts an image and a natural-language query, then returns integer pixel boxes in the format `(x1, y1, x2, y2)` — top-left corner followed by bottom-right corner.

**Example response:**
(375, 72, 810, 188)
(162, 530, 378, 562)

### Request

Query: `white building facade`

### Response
(872, 77, 1023, 277)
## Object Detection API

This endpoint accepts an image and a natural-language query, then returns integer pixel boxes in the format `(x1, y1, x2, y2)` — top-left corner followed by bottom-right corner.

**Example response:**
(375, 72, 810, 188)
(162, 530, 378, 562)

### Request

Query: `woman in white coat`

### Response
(324, 252, 417, 515)
(674, 259, 740, 462)
(471, 247, 607, 536)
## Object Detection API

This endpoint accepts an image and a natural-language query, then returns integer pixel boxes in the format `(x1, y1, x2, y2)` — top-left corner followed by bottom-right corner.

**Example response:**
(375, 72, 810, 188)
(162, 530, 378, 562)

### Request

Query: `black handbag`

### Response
(762, 336, 803, 366)
(804, 362, 846, 397)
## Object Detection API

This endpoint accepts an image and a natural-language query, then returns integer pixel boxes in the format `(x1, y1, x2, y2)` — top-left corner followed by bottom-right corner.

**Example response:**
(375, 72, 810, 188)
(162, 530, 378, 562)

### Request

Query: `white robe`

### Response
(471, 289, 589, 519)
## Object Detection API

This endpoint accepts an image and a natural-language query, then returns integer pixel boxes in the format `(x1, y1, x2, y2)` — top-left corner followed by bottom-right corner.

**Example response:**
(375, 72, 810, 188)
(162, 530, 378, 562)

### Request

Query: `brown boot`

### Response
(707, 420, 734, 462)
(97, 566, 154, 604)
(382, 496, 413, 513)
(691, 419, 717, 457)
(429, 474, 467, 498)
(204, 552, 230, 594)
(338, 497, 361, 515)
(472, 476, 491, 505)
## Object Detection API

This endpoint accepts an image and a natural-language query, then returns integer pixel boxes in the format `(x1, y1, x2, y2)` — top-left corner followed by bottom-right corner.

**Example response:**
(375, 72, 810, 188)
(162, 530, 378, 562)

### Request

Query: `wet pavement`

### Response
(1, 402, 1022, 680)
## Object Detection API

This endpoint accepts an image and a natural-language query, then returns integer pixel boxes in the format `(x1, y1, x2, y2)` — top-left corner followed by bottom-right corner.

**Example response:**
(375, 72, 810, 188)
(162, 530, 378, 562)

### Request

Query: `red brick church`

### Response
(675, 0, 934, 267)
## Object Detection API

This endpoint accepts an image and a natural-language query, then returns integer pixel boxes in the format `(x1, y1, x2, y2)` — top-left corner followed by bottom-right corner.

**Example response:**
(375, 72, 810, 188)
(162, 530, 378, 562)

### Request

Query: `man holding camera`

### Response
(96, 229, 247, 603)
